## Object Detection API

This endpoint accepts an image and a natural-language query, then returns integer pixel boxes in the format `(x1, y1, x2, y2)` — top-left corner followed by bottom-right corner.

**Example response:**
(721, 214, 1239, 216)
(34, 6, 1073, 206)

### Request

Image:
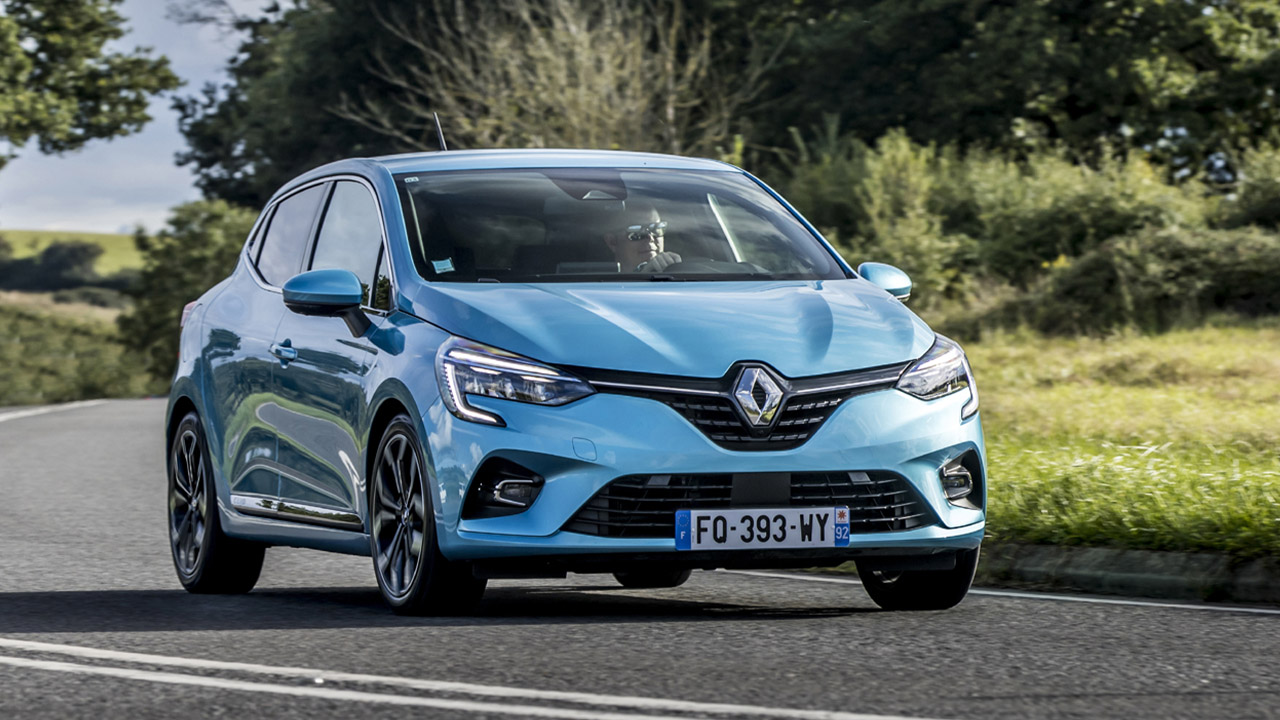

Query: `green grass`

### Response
(969, 319, 1280, 559)
(1, 229, 143, 275)
(0, 299, 157, 407)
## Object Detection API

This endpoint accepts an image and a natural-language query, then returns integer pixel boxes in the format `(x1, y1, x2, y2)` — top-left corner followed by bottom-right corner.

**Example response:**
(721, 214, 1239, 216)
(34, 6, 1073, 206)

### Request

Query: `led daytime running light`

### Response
(896, 335, 977, 417)
(436, 337, 595, 426)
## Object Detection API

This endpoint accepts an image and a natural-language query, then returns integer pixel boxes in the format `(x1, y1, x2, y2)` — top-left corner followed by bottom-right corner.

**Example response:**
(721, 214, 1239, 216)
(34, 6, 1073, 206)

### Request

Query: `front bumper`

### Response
(423, 384, 985, 562)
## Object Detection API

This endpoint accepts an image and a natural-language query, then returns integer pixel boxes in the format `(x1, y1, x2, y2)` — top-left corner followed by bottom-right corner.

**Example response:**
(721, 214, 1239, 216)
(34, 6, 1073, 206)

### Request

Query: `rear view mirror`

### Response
(282, 269, 371, 337)
(857, 262, 912, 302)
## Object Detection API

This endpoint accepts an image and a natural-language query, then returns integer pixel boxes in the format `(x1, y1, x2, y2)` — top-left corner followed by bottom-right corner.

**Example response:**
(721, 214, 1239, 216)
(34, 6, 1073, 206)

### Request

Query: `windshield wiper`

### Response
(647, 274, 678, 281)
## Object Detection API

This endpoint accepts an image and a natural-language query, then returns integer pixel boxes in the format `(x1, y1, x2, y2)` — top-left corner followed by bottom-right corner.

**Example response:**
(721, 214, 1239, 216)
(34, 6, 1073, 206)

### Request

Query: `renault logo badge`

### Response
(733, 366, 784, 426)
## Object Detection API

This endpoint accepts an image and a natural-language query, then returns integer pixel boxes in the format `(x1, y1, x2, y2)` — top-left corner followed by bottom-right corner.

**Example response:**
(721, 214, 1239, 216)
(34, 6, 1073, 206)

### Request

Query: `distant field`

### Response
(1, 229, 143, 275)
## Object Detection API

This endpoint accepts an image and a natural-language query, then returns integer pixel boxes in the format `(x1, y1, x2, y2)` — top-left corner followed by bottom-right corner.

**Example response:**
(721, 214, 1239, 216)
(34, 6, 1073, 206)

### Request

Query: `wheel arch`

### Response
(165, 393, 200, 473)
(363, 380, 438, 534)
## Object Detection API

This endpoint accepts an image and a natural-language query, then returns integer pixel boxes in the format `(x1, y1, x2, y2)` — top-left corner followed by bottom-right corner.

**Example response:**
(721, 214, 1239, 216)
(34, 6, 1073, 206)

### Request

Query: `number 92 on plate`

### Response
(674, 507, 851, 550)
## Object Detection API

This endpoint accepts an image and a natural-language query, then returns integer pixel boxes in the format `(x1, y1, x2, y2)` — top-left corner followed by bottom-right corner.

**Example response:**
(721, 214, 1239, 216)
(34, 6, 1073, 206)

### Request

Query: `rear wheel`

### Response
(613, 568, 692, 589)
(169, 411, 265, 593)
(857, 547, 980, 611)
(370, 414, 486, 615)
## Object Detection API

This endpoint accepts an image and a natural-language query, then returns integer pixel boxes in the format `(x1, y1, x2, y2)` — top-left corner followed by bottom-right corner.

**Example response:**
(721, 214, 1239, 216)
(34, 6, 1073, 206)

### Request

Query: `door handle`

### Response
(270, 341, 297, 363)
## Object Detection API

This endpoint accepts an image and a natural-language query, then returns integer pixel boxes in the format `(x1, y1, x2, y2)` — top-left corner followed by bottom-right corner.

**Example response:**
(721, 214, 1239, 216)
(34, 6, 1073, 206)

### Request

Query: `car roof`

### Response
(371, 148, 736, 173)
(273, 149, 739, 202)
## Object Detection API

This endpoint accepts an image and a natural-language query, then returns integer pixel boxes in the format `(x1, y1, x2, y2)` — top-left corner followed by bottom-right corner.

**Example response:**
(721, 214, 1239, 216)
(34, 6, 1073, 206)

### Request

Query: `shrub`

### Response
(1218, 142, 1280, 230)
(775, 121, 969, 307)
(0, 303, 154, 406)
(949, 226, 1280, 337)
(943, 147, 1211, 285)
(772, 124, 1212, 305)
(52, 286, 130, 309)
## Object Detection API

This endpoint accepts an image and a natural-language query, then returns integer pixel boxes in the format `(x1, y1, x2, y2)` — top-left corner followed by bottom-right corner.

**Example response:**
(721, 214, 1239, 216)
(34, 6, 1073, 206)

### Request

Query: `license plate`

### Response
(674, 507, 851, 550)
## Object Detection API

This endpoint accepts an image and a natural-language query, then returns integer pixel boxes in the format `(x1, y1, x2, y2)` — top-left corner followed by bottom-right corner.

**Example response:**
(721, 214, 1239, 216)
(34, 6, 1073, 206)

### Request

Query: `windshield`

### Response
(394, 168, 848, 283)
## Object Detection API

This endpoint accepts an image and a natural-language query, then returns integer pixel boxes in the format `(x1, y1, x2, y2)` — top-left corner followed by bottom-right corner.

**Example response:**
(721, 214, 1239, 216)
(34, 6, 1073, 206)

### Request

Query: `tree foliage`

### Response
(173, 1, 409, 207)
(0, 0, 178, 169)
(743, 0, 1280, 169)
(117, 200, 256, 380)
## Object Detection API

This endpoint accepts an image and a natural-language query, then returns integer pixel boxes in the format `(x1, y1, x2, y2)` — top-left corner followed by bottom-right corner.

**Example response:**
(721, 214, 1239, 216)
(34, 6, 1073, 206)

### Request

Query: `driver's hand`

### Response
(637, 251, 682, 272)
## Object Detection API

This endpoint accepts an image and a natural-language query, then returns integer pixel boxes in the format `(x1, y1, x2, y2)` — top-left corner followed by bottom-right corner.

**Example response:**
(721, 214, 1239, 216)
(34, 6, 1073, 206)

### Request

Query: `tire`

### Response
(370, 414, 486, 615)
(857, 546, 980, 611)
(168, 411, 265, 594)
(613, 568, 692, 589)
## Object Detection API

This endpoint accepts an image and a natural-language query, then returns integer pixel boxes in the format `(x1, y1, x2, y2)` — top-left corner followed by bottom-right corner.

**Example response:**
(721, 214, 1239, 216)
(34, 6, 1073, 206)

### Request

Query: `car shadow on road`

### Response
(0, 585, 875, 634)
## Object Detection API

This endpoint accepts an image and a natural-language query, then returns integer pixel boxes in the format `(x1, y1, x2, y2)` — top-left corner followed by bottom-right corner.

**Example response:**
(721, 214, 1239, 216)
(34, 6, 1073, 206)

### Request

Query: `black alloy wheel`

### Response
(169, 411, 264, 593)
(370, 414, 486, 615)
(857, 546, 980, 611)
(613, 568, 693, 589)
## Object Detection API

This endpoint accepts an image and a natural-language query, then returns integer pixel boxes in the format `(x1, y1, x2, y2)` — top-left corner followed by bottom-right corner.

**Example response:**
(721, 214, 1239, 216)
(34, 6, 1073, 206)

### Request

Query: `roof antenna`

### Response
(433, 112, 448, 152)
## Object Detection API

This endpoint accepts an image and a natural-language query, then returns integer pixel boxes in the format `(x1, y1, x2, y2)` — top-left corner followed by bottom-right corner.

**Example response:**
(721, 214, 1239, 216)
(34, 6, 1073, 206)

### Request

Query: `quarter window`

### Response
(256, 184, 327, 287)
(310, 181, 384, 306)
(371, 248, 393, 311)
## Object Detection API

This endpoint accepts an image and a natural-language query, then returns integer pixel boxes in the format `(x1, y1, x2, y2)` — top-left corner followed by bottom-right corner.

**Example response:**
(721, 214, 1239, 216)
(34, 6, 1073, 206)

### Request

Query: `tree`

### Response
(117, 200, 256, 380)
(739, 0, 1280, 171)
(173, 0, 409, 207)
(336, 0, 779, 157)
(174, 0, 781, 207)
(0, 0, 178, 170)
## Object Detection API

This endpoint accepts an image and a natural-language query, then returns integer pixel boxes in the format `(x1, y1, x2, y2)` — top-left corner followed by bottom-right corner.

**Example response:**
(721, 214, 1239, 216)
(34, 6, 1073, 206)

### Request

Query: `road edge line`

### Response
(0, 400, 106, 424)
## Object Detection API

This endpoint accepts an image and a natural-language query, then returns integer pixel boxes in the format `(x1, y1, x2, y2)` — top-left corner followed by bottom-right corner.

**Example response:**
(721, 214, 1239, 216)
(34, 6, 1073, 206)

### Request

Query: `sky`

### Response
(0, 0, 256, 234)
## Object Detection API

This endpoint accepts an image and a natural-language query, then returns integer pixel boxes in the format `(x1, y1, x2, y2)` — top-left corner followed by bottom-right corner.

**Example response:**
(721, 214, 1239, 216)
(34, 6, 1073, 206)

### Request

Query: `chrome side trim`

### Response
(229, 493, 363, 531)
(230, 493, 279, 516)
(276, 501, 364, 531)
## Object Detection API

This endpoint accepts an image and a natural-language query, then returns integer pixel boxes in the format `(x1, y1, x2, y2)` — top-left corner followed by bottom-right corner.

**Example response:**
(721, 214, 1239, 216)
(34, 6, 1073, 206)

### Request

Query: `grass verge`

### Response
(973, 319, 1280, 559)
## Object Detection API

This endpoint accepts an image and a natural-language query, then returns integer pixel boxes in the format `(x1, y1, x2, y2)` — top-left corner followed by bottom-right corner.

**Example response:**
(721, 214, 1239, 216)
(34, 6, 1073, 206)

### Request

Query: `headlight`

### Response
(435, 337, 595, 426)
(895, 335, 979, 419)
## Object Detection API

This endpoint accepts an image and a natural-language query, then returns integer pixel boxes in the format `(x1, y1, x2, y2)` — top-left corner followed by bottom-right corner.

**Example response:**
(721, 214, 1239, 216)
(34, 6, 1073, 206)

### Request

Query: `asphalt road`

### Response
(1, 399, 1277, 720)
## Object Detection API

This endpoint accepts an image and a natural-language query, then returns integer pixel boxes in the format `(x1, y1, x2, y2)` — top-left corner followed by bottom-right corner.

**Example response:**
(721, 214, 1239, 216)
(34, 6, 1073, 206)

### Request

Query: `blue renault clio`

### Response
(165, 149, 985, 614)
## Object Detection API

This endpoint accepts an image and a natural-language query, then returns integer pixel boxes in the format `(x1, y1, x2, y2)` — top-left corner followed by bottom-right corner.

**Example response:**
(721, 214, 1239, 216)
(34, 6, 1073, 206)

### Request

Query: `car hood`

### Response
(406, 279, 934, 378)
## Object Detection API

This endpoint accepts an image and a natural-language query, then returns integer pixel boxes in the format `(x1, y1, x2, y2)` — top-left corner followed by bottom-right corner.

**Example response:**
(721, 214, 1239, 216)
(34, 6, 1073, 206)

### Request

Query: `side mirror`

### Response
(282, 268, 371, 337)
(857, 262, 912, 302)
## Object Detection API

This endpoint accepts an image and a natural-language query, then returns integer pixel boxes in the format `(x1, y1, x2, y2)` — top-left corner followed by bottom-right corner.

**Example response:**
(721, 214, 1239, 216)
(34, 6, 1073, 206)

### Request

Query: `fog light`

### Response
(493, 478, 541, 507)
(462, 458, 545, 519)
(940, 458, 973, 501)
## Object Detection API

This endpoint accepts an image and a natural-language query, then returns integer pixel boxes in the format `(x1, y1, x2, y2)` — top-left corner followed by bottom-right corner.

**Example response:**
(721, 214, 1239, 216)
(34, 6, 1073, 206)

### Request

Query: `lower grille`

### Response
(563, 471, 933, 539)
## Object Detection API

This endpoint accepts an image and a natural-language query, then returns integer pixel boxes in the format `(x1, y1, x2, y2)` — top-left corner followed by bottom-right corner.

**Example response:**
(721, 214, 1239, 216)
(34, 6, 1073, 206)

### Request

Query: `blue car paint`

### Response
(167, 149, 986, 566)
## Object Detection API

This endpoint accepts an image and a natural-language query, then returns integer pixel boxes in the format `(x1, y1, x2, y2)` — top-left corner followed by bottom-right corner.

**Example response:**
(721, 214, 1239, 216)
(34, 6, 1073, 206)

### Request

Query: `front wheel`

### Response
(370, 415, 486, 615)
(857, 547, 980, 611)
(168, 411, 265, 594)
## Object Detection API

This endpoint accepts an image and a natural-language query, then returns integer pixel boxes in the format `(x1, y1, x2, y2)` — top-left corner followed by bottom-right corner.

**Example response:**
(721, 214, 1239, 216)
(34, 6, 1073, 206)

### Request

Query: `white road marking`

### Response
(726, 570, 1280, 616)
(0, 400, 105, 424)
(0, 639, 941, 720)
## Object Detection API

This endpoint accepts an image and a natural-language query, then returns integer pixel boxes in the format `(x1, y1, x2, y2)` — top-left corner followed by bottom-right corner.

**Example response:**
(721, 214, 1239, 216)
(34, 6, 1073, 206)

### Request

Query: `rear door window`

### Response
(256, 184, 327, 287)
(309, 180, 384, 306)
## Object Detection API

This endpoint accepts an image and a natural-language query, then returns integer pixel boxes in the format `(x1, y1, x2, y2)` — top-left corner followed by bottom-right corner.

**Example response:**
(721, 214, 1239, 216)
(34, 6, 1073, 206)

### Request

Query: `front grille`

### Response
(563, 471, 933, 538)
(570, 361, 910, 451)
(657, 389, 851, 450)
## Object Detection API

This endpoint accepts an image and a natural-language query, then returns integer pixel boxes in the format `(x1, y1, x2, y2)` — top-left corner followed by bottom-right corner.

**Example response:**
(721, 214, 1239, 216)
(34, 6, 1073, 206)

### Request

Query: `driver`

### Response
(603, 202, 681, 272)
